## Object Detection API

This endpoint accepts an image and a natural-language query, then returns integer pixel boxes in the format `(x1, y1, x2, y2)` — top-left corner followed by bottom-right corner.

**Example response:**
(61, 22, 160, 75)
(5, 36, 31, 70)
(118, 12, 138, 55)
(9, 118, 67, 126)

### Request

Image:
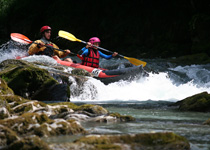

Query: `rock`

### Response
(0, 125, 19, 146)
(0, 78, 14, 95)
(0, 107, 10, 119)
(49, 132, 190, 150)
(109, 112, 135, 122)
(0, 59, 69, 101)
(71, 68, 92, 77)
(203, 118, 210, 126)
(12, 100, 47, 115)
(175, 92, 210, 112)
(0, 112, 86, 137)
(7, 136, 50, 150)
(0, 96, 12, 119)
(78, 104, 108, 115)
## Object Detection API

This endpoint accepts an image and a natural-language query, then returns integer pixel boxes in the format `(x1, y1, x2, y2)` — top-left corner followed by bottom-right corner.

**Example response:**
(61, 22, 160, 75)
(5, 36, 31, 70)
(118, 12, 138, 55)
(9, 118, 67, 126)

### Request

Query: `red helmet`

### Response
(40, 26, 51, 33)
(89, 37, 100, 44)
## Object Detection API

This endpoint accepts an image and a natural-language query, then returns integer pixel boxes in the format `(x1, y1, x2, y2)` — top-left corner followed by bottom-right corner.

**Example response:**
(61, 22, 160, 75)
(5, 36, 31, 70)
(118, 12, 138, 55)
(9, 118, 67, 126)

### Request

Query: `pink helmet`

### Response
(40, 26, 51, 33)
(89, 37, 100, 44)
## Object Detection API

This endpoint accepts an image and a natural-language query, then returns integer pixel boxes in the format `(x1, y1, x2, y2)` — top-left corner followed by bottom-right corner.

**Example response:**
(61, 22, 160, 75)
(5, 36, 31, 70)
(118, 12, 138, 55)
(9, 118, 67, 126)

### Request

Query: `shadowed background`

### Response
(0, 0, 210, 58)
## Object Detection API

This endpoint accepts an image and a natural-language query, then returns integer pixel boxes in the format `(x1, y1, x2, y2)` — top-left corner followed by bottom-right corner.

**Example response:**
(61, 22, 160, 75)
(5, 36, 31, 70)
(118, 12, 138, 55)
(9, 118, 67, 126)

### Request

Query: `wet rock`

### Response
(0, 107, 10, 119)
(0, 112, 86, 137)
(0, 78, 14, 95)
(49, 132, 190, 150)
(71, 68, 92, 77)
(7, 136, 50, 150)
(0, 97, 12, 119)
(78, 104, 108, 115)
(90, 115, 117, 123)
(12, 100, 47, 115)
(203, 118, 210, 126)
(0, 125, 19, 146)
(109, 112, 135, 122)
(175, 92, 210, 112)
(0, 59, 69, 101)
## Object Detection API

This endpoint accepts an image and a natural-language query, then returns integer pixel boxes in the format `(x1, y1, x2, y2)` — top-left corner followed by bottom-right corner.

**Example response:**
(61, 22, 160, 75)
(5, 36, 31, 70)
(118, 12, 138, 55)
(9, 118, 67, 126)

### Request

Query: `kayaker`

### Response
(79, 37, 118, 68)
(28, 26, 73, 62)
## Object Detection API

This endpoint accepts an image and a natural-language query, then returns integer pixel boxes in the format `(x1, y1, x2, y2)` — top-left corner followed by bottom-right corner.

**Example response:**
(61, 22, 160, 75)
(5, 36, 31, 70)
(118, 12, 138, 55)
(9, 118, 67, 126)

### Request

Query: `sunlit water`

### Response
(1, 41, 210, 149)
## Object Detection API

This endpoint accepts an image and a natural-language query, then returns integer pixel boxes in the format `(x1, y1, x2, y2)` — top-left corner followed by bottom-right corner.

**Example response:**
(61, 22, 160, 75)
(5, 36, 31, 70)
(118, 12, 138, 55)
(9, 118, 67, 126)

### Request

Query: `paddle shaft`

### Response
(80, 40, 124, 58)
(32, 42, 77, 56)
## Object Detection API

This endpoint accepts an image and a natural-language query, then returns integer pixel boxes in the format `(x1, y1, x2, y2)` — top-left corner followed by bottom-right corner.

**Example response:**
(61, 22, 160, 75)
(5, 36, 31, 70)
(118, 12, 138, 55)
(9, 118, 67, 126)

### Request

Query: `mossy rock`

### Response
(0, 78, 14, 95)
(49, 102, 79, 110)
(0, 107, 10, 119)
(0, 96, 12, 117)
(203, 118, 210, 126)
(72, 132, 190, 150)
(8, 136, 50, 150)
(78, 104, 108, 115)
(49, 102, 109, 115)
(0, 59, 69, 101)
(71, 68, 91, 77)
(0, 112, 52, 135)
(12, 100, 47, 115)
(109, 112, 135, 122)
(0, 125, 19, 146)
(1, 95, 29, 110)
(176, 92, 210, 112)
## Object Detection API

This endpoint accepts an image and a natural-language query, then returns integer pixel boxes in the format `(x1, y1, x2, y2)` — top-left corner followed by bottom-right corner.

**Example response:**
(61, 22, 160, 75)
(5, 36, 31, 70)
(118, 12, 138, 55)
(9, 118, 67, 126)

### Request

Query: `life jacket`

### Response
(82, 48, 100, 68)
(35, 38, 54, 56)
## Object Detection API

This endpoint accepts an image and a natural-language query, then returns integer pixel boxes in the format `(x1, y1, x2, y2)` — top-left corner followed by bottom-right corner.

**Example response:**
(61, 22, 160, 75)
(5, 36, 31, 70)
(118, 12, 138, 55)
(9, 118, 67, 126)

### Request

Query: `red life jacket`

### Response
(82, 48, 100, 68)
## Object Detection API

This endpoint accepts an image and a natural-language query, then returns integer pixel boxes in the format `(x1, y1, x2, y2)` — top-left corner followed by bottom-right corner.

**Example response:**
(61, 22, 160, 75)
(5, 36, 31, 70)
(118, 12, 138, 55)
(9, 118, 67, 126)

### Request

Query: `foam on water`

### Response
(70, 72, 210, 102)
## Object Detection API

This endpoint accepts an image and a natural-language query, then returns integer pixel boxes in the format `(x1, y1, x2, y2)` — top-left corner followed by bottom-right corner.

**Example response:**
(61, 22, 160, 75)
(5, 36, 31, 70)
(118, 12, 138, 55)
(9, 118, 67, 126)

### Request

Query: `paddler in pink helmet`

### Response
(79, 37, 118, 68)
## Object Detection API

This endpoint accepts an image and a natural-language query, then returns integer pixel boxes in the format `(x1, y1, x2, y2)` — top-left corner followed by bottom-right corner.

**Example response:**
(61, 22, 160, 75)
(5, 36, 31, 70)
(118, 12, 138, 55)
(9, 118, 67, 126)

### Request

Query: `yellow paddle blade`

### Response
(124, 56, 147, 67)
(58, 30, 81, 42)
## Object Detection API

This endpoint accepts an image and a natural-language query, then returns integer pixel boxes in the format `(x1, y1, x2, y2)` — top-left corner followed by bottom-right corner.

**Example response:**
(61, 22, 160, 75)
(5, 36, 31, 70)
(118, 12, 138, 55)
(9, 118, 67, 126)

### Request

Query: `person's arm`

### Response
(81, 49, 89, 56)
(78, 47, 88, 55)
(98, 51, 113, 59)
(53, 44, 70, 58)
(28, 40, 45, 55)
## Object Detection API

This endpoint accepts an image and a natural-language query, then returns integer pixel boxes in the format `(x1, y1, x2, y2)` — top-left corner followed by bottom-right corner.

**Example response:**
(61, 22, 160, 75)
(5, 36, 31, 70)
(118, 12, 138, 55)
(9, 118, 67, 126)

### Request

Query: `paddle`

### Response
(10, 33, 77, 56)
(58, 30, 147, 67)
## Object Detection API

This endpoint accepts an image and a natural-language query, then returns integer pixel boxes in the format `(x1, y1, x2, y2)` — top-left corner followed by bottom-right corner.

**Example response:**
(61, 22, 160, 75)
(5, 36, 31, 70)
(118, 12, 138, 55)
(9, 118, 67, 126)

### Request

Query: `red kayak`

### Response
(17, 56, 146, 84)
(54, 57, 146, 84)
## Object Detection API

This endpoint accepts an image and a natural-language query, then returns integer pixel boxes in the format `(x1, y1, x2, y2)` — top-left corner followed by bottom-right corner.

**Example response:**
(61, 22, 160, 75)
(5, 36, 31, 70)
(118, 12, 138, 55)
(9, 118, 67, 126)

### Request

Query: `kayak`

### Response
(54, 57, 147, 84)
(16, 56, 147, 84)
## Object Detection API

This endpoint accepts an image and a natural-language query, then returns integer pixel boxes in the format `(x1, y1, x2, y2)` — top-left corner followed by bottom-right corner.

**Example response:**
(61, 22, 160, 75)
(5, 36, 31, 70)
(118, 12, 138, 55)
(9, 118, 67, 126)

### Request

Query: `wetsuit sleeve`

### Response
(99, 51, 112, 59)
(78, 47, 88, 55)
(28, 40, 45, 55)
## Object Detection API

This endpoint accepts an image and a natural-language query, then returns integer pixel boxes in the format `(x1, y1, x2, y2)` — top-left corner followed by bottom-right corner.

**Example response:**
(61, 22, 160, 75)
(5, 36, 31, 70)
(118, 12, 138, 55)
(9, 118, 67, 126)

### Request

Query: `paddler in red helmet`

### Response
(80, 37, 118, 68)
(28, 26, 72, 62)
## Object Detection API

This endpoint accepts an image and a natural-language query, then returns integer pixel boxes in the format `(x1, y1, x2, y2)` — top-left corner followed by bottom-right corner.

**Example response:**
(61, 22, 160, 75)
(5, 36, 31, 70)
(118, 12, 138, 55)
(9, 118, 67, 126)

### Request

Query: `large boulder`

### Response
(175, 92, 210, 112)
(0, 59, 69, 101)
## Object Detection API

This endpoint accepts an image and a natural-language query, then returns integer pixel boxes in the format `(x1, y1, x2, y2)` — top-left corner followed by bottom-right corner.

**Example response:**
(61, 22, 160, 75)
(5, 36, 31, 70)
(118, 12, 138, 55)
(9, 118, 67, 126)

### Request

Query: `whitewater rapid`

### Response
(70, 72, 210, 102)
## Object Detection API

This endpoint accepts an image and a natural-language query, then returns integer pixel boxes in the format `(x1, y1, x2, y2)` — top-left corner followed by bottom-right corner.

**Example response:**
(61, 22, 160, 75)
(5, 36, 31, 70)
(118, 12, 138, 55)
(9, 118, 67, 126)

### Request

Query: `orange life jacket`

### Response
(36, 43, 54, 56)
(82, 48, 100, 68)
